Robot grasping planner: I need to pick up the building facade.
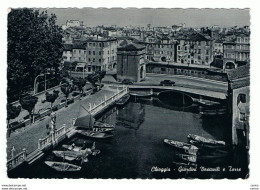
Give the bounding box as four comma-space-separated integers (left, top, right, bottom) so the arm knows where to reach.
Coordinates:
223, 33, 250, 70
227, 65, 250, 147
117, 43, 146, 82
176, 33, 214, 67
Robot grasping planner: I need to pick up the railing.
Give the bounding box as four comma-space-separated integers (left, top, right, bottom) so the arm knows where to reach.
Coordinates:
38, 125, 67, 150
89, 86, 128, 116
7, 148, 27, 171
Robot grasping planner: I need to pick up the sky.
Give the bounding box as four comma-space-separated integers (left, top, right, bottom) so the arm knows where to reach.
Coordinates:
42, 8, 250, 28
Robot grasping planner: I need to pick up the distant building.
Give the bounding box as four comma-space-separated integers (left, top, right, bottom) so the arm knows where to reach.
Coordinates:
176, 33, 214, 67
117, 43, 146, 82
223, 33, 250, 70
66, 20, 83, 28
227, 65, 250, 147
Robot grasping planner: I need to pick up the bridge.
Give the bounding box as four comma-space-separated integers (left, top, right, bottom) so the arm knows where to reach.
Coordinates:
111, 84, 227, 100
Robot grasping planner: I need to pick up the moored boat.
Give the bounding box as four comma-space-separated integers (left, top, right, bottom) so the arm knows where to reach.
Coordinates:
77, 130, 113, 139
176, 153, 197, 163
187, 134, 226, 146
62, 144, 83, 152
189, 140, 227, 150
94, 121, 115, 129
116, 94, 130, 106
172, 161, 197, 168
45, 161, 81, 172
197, 100, 220, 107
164, 139, 198, 155
52, 150, 89, 162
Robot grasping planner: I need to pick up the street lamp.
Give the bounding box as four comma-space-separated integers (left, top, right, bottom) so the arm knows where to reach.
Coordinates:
34, 71, 50, 95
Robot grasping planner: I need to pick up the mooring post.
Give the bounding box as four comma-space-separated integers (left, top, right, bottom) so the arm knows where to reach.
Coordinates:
11, 146, 15, 166
38, 139, 41, 150
22, 148, 27, 161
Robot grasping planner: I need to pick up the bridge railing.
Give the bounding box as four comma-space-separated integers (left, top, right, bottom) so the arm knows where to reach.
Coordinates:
89, 86, 128, 115
7, 148, 27, 171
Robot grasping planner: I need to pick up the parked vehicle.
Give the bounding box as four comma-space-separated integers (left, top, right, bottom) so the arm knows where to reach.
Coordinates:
160, 80, 175, 86
122, 79, 133, 85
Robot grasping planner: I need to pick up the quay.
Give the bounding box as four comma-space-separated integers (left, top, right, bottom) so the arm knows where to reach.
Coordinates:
7, 86, 128, 172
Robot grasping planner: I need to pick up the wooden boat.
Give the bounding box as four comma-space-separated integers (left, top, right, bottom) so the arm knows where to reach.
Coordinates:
189, 140, 227, 150
62, 144, 83, 152
187, 134, 226, 146
176, 153, 197, 163
199, 108, 226, 116
91, 127, 114, 133
77, 130, 113, 139
45, 161, 81, 172
197, 100, 220, 107
129, 91, 153, 98
116, 94, 130, 106
94, 121, 115, 129
164, 139, 198, 155
172, 161, 197, 168
52, 150, 88, 162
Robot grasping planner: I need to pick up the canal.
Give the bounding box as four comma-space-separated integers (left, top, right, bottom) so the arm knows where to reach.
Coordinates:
8, 96, 248, 179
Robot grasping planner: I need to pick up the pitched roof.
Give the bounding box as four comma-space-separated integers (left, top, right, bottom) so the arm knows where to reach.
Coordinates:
227, 64, 250, 81
118, 43, 145, 51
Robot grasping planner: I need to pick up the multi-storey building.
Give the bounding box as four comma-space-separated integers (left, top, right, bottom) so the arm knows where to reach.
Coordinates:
176, 33, 214, 67
61, 36, 118, 72
139, 36, 176, 63
223, 33, 250, 70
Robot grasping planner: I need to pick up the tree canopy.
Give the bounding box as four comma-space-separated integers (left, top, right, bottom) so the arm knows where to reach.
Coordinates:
8, 8, 63, 103
19, 95, 38, 122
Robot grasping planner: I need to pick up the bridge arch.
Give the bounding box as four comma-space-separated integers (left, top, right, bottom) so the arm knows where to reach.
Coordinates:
158, 90, 194, 107
225, 62, 236, 70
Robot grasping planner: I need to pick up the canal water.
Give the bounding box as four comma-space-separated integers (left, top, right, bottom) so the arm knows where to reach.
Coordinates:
9, 97, 248, 179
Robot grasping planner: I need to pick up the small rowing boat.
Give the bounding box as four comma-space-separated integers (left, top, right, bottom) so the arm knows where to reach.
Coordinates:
45, 161, 81, 172
94, 121, 115, 129
164, 139, 198, 155
77, 130, 113, 139
187, 134, 226, 146
116, 94, 130, 107
176, 153, 197, 163
52, 150, 88, 162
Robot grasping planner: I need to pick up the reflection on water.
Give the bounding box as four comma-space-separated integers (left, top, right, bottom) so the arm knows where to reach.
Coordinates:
8, 97, 248, 179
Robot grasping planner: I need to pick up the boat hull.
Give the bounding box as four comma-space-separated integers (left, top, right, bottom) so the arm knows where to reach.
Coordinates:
45, 161, 81, 172
164, 139, 198, 155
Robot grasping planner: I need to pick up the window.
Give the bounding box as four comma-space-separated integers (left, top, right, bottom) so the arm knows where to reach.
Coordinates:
237, 94, 246, 104
99, 59, 101, 63
108, 50, 109, 54
99, 51, 102, 55
89, 58, 91, 62
93, 51, 95, 55
93, 58, 95, 62
178, 46, 180, 50
89, 51, 91, 55
239, 112, 246, 122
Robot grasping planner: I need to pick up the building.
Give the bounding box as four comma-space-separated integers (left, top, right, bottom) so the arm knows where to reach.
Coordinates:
140, 35, 176, 63
66, 20, 83, 28
176, 33, 214, 68
227, 64, 250, 147
61, 36, 118, 72
85, 36, 118, 71
117, 43, 146, 82
223, 33, 250, 70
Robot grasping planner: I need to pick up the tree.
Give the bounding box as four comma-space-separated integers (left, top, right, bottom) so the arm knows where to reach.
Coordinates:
7, 104, 21, 128
73, 78, 86, 95
87, 73, 99, 89
8, 9, 63, 103
61, 83, 72, 107
45, 90, 59, 111
19, 95, 38, 123
86, 71, 106, 90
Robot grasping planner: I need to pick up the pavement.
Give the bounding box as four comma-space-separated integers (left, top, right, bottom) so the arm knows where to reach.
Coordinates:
6, 86, 117, 159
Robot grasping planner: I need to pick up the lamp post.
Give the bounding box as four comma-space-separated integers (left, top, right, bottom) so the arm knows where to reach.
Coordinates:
33, 71, 50, 94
